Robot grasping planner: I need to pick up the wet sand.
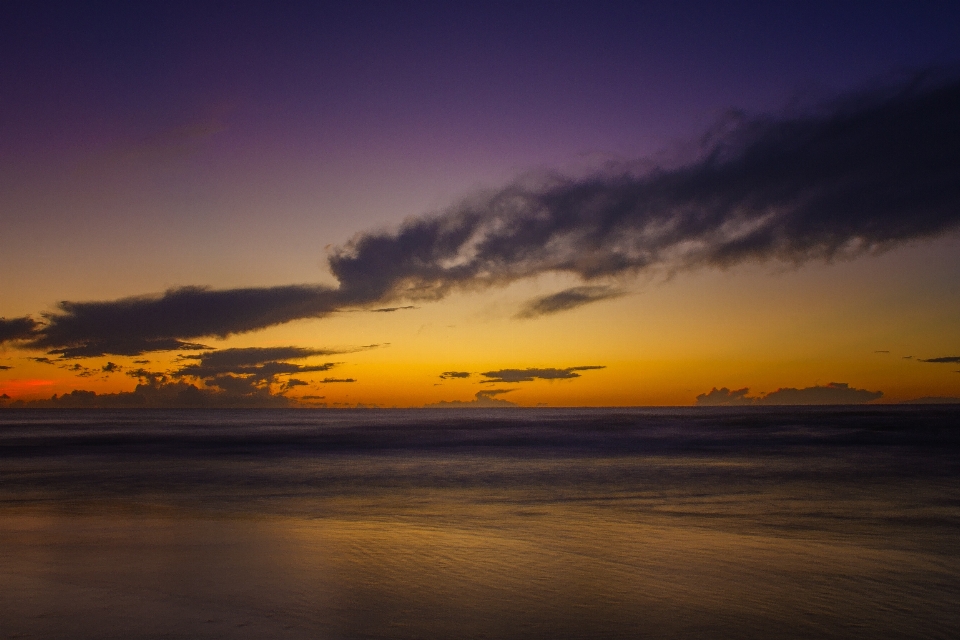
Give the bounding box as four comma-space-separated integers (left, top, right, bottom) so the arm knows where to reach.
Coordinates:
1, 407, 958, 638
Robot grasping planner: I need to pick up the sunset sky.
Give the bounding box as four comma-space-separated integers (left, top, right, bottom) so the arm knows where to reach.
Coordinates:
2, 2, 960, 406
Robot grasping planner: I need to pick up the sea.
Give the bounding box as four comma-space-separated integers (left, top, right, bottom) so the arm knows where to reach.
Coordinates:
1, 406, 958, 639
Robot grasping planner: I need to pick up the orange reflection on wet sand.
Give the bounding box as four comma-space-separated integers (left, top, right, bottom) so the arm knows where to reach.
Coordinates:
2, 498, 958, 640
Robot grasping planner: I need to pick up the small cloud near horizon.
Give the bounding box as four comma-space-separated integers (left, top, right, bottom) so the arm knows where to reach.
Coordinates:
696, 382, 883, 406
425, 389, 517, 408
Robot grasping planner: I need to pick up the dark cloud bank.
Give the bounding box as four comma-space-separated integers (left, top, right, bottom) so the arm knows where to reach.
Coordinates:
2, 346, 361, 408
696, 383, 883, 406
3, 72, 960, 358
2, 384, 296, 409
27, 286, 339, 357
169, 346, 364, 397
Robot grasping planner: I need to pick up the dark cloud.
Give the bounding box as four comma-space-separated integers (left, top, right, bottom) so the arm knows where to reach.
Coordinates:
0, 317, 38, 344
320, 378, 356, 383
874, 350, 889, 353
0, 317, 39, 344
126, 368, 168, 386
516, 286, 624, 318
204, 374, 261, 395
759, 383, 882, 405
481, 366, 605, 383
63, 362, 95, 377
282, 378, 309, 390
439, 371, 471, 379
133, 359, 150, 364
14, 72, 960, 356
919, 356, 960, 363
177, 346, 349, 374
426, 389, 518, 408
104, 358, 318, 406
49, 338, 208, 359
94, 347, 357, 398
101, 362, 120, 373
329, 72, 960, 309
27, 285, 337, 357
29, 357, 55, 365
695, 387, 755, 406
173, 347, 344, 394
0, 365, 11, 370
180, 359, 336, 382
696, 382, 882, 406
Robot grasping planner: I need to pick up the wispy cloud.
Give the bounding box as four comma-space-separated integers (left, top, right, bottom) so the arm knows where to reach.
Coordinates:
369, 306, 417, 313
481, 366, 605, 383
919, 356, 960, 363
516, 286, 624, 318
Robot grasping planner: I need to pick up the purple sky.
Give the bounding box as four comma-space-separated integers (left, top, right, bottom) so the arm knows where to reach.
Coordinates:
5, 4, 959, 277
2, 2, 960, 405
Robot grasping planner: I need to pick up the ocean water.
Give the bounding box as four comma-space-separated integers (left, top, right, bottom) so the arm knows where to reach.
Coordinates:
1, 407, 958, 639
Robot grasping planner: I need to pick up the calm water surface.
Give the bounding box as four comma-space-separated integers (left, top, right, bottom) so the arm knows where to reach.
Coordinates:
1, 407, 958, 639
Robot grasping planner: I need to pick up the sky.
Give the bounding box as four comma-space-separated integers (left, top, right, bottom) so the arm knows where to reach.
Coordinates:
2, 1, 960, 407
